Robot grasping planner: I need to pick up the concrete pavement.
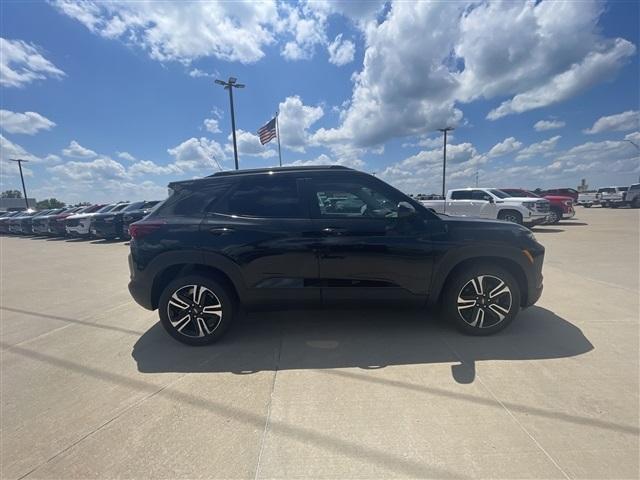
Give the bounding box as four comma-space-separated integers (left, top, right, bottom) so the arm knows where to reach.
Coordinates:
1, 207, 638, 479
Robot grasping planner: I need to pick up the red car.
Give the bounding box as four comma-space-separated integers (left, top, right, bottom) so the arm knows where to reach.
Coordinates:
501, 188, 575, 224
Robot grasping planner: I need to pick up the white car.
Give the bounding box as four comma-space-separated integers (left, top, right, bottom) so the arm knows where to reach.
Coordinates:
65, 203, 120, 236
421, 188, 550, 227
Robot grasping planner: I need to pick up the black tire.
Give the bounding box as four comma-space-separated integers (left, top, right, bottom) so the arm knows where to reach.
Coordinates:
632, 198, 640, 209
158, 274, 235, 345
497, 210, 523, 225
442, 263, 521, 336
547, 208, 562, 224
584, 204, 592, 208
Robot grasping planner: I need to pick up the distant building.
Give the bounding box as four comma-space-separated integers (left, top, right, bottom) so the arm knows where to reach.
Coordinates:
0, 198, 36, 211
577, 179, 589, 192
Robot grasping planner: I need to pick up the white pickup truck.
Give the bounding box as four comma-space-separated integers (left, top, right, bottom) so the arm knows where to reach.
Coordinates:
598, 186, 628, 208
421, 188, 550, 227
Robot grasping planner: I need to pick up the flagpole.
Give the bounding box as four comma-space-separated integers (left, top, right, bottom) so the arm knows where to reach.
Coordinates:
275, 111, 283, 167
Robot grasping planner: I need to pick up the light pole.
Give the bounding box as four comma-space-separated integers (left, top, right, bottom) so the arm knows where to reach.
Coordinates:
10, 158, 30, 210
215, 76, 245, 170
438, 127, 455, 197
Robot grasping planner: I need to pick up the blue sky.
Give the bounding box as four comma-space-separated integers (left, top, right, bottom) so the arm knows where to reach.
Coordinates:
1, 0, 638, 203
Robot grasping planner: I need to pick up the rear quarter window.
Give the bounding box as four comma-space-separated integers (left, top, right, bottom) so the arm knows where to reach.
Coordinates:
152, 183, 230, 217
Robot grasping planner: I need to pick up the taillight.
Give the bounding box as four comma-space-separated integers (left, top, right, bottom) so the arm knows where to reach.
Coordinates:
129, 221, 165, 239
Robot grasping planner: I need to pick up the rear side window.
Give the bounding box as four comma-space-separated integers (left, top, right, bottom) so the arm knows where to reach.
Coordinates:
451, 190, 472, 200
154, 184, 230, 217
217, 176, 304, 218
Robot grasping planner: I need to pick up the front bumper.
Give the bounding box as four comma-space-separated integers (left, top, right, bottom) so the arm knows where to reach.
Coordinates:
563, 207, 575, 219
523, 215, 548, 227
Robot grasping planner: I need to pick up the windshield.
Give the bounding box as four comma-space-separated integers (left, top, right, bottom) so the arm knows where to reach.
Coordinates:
97, 204, 117, 213
489, 189, 510, 199
598, 188, 615, 193
617, 187, 628, 191
123, 201, 145, 211
110, 203, 130, 212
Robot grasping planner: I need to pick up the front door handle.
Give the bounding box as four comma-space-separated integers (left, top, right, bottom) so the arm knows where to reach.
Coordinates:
209, 227, 235, 235
322, 227, 347, 236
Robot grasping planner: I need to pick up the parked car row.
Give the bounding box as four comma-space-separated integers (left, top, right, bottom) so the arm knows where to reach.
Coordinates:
577, 184, 640, 208
420, 187, 557, 227
0, 200, 160, 238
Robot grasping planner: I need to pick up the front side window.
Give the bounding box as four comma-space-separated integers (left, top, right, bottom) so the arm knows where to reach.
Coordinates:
222, 176, 303, 218
472, 190, 494, 201
313, 180, 399, 219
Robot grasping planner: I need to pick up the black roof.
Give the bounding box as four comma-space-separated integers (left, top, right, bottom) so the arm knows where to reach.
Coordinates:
170, 165, 356, 189
208, 165, 352, 177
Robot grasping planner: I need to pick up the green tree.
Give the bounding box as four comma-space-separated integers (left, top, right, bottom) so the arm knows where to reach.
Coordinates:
36, 198, 66, 209
1, 190, 23, 198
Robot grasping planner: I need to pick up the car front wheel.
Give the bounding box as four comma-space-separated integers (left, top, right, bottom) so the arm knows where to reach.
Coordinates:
443, 264, 521, 335
158, 275, 235, 345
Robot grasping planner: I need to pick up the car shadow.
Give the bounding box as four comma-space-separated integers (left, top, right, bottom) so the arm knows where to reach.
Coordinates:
132, 306, 593, 384
89, 238, 126, 244
560, 221, 588, 226
531, 227, 564, 233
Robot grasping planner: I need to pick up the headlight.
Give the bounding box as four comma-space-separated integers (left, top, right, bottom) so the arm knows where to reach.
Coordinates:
522, 201, 536, 210
564, 200, 572, 206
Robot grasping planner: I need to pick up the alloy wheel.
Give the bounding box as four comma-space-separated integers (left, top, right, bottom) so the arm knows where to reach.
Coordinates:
456, 275, 512, 329
166, 284, 223, 338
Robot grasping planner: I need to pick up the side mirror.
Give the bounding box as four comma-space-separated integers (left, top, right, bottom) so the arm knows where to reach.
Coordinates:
397, 201, 416, 218
487, 197, 495, 204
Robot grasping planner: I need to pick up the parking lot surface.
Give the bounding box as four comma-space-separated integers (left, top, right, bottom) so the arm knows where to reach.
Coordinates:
1, 207, 638, 479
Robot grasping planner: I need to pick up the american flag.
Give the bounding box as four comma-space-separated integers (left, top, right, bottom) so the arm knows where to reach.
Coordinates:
257, 117, 277, 145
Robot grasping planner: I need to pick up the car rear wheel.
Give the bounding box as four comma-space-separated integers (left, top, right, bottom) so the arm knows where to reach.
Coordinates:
497, 210, 523, 225
443, 264, 521, 335
158, 275, 235, 345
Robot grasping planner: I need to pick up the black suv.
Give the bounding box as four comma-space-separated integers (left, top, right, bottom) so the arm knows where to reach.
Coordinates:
128, 166, 544, 345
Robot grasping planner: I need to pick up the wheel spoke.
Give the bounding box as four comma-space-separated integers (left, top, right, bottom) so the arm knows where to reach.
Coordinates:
470, 307, 485, 327
169, 292, 190, 310
457, 297, 476, 310
489, 281, 509, 299
195, 317, 211, 337
471, 276, 484, 295
202, 305, 222, 317
171, 314, 192, 332
488, 303, 509, 321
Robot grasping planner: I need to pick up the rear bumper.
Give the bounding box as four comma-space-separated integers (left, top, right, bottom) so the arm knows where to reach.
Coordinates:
128, 254, 154, 310
92, 222, 120, 238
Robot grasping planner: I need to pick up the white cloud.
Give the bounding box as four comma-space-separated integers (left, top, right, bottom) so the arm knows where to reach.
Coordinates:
53, 0, 279, 64
278, 4, 327, 61
188, 68, 218, 79
128, 160, 177, 176
0, 134, 51, 164
279, 96, 324, 152
226, 129, 276, 158
203, 118, 221, 134
116, 151, 136, 162
0, 37, 65, 88
62, 140, 97, 159
534, 120, 566, 131
167, 137, 226, 172
327, 34, 355, 66
583, 110, 639, 134
285, 153, 364, 169
487, 137, 522, 158
0, 110, 56, 135
487, 38, 636, 119
49, 156, 127, 182
516, 135, 561, 161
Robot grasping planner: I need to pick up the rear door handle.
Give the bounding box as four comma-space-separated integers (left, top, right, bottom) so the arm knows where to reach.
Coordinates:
209, 227, 235, 235
322, 227, 347, 236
